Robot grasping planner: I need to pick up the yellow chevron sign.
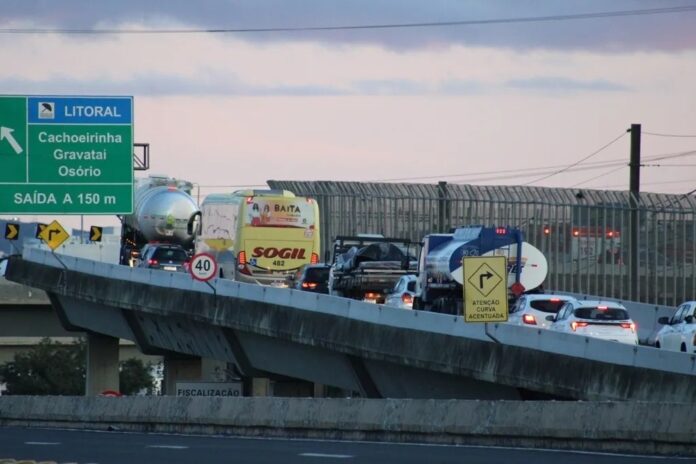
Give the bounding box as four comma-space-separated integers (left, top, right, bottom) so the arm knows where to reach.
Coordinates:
4, 223, 19, 240
90, 225, 103, 242
35, 223, 47, 239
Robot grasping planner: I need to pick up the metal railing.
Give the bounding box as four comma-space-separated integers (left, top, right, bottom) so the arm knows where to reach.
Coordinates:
268, 180, 696, 306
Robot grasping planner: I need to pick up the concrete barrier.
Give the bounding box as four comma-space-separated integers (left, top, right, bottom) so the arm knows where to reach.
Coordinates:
0, 397, 694, 456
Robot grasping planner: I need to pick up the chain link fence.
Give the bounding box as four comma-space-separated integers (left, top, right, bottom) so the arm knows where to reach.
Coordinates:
268, 180, 696, 307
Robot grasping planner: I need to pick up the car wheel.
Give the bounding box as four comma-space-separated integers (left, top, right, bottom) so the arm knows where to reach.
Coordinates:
681, 343, 687, 352
655, 341, 660, 349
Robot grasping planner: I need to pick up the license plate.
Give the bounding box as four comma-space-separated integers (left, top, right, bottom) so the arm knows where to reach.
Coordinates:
164, 266, 177, 271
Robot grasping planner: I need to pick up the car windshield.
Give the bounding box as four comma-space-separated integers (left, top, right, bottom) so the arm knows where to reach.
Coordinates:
153, 248, 188, 262
529, 299, 568, 313
305, 267, 330, 281
575, 307, 629, 321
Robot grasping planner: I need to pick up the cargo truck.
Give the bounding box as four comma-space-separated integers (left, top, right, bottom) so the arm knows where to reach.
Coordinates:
329, 235, 420, 304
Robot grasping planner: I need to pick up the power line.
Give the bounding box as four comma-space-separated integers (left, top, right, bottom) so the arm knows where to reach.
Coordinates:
523, 131, 628, 186
2, 5, 695, 35
198, 184, 267, 189
570, 165, 627, 188
643, 131, 696, 138
366, 148, 696, 184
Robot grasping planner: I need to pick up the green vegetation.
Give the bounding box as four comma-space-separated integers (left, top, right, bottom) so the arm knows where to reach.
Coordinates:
0, 337, 154, 395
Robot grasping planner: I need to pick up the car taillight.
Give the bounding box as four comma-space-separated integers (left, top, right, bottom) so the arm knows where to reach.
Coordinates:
571, 321, 589, 331
302, 282, 318, 289
522, 314, 537, 325
401, 293, 413, 305
620, 322, 636, 332
364, 292, 379, 302
148, 259, 158, 266
310, 252, 319, 264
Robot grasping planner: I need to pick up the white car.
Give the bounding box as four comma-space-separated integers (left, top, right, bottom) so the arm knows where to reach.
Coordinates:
384, 275, 417, 309
547, 300, 638, 345
655, 301, 696, 353
507, 294, 576, 329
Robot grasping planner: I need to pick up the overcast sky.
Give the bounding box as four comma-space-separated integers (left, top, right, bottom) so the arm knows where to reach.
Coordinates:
2, 1, 696, 230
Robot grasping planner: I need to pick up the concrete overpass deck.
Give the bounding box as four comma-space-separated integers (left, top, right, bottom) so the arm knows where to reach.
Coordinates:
4, 247, 696, 401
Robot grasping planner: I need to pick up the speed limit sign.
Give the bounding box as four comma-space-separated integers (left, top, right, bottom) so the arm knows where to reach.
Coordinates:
189, 253, 218, 282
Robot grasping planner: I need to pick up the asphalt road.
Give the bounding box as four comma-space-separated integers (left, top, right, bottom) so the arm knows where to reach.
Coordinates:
1, 426, 694, 464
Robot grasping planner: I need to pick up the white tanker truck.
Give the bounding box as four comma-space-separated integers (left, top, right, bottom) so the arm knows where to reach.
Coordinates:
414, 226, 548, 313
119, 175, 199, 265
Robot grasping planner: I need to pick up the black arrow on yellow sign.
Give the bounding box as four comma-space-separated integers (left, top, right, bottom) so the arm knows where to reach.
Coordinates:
4, 223, 19, 240
90, 226, 103, 242
47, 228, 61, 241
35, 223, 47, 239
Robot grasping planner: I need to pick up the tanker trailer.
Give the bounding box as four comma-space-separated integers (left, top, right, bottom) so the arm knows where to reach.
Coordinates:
119, 175, 199, 265
414, 226, 548, 314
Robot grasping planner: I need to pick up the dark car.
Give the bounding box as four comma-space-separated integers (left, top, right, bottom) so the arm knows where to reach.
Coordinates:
138, 243, 190, 272
293, 264, 331, 293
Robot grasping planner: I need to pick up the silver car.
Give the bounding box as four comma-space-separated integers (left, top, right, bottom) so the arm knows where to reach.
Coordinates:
384, 275, 418, 310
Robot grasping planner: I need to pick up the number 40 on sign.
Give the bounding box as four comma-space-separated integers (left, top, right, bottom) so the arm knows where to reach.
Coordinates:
189, 253, 218, 282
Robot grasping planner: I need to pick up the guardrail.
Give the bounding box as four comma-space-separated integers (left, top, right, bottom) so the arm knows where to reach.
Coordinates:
0, 396, 694, 457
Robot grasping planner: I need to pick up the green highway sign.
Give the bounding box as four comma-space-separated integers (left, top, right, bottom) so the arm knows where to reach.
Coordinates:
0, 95, 133, 214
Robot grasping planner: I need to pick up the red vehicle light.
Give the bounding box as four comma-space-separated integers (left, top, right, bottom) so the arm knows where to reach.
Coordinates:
245, 196, 254, 204
238, 251, 247, 265
310, 252, 319, 264
302, 282, 318, 289
495, 227, 507, 235
597, 306, 608, 310
620, 322, 636, 332
550, 298, 560, 302
543, 226, 551, 235
401, 293, 413, 305
571, 321, 589, 331
522, 314, 537, 325
148, 259, 158, 266
364, 292, 380, 301
572, 229, 580, 237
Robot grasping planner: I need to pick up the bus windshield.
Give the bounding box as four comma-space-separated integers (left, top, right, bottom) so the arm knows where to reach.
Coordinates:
245, 198, 315, 228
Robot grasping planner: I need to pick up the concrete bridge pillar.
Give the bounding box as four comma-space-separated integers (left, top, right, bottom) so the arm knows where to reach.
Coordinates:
85, 332, 120, 396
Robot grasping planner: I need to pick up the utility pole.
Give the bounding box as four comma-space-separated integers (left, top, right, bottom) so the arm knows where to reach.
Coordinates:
629, 124, 641, 300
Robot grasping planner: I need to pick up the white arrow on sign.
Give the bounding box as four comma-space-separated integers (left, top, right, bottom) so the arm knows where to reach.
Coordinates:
0, 127, 23, 154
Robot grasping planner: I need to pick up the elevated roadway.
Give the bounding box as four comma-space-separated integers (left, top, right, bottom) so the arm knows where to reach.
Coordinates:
4, 247, 696, 401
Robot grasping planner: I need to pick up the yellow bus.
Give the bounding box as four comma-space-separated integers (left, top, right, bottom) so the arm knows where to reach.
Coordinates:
192, 189, 320, 286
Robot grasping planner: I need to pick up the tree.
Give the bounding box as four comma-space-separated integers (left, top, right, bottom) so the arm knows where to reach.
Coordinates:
0, 337, 85, 395
0, 337, 156, 396
119, 358, 155, 395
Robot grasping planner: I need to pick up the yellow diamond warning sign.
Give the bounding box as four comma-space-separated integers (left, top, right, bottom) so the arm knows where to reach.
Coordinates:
38, 219, 70, 251
463, 256, 508, 323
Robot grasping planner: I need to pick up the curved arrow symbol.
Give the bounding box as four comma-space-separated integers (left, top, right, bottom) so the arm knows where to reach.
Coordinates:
0, 127, 23, 154
479, 271, 493, 289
